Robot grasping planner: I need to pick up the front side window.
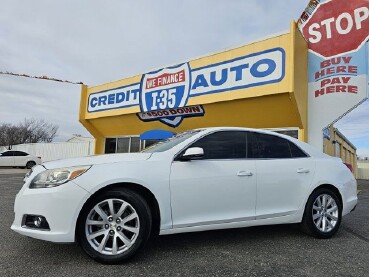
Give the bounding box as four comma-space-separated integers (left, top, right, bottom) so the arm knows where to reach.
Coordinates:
189, 131, 247, 160
0, 151, 14, 157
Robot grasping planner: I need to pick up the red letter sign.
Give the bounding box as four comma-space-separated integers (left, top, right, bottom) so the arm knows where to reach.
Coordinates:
300, 0, 369, 58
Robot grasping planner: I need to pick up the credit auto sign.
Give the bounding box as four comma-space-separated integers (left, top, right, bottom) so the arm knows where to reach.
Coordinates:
88, 48, 285, 127
300, 0, 369, 58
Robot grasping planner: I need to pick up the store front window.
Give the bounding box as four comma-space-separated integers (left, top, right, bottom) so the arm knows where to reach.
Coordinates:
104, 137, 162, 154
270, 129, 299, 139
144, 139, 161, 148
105, 138, 117, 154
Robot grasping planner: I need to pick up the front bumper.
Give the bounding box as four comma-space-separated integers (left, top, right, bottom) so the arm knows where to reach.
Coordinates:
11, 175, 90, 243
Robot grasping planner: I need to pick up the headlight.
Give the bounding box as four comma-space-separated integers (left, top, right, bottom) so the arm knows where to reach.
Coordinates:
29, 166, 91, 189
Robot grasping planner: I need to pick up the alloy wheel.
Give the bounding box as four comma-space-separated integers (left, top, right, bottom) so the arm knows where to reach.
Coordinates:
312, 194, 339, 233
85, 198, 140, 255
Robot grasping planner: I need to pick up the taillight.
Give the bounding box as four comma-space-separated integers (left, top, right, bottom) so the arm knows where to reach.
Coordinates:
344, 163, 353, 172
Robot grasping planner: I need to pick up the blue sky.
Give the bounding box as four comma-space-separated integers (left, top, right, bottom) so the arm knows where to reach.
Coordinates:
0, 0, 368, 156
335, 100, 369, 158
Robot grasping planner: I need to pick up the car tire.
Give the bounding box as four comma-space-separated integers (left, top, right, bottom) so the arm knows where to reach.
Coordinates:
301, 188, 342, 239
26, 161, 36, 169
77, 189, 152, 264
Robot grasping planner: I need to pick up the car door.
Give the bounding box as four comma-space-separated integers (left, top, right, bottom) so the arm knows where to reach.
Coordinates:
251, 132, 316, 219
170, 131, 257, 228
0, 151, 15, 166
13, 151, 28, 167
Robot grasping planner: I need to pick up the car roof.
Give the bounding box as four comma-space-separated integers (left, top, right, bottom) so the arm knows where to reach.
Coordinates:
194, 126, 293, 137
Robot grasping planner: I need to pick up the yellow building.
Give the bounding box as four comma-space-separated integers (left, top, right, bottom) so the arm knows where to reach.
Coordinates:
80, 23, 308, 148
79, 22, 357, 171
323, 126, 357, 175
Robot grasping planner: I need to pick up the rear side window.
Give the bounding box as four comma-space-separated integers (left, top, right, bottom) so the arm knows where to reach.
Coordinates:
13, 151, 28, 156
254, 133, 291, 159
251, 132, 308, 159
190, 131, 247, 159
288, 141, 308, 158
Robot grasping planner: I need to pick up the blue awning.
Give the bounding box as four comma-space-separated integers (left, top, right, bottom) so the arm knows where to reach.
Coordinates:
140, 129, 176, 140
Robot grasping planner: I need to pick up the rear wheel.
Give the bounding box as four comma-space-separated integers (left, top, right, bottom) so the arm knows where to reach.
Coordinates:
301, 188, 342, 239
26, 161, 36, 169
78, 189, 152, 264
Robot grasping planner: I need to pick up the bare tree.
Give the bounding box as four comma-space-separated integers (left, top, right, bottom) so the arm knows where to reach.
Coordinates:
0, 118, 58, 147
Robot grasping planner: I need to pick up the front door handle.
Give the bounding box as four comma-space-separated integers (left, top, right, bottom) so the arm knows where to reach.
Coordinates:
237, 171, 253, 177
297, 168, 310, 174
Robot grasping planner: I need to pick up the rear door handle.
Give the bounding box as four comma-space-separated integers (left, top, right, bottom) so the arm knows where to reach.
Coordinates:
297, 168, 310, 174
237, 171, 253, 177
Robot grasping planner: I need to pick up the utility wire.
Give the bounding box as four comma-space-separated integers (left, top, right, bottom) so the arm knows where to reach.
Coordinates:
0, 71, 84, 85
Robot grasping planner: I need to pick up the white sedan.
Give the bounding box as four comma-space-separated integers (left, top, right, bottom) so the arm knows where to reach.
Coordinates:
11, 127, 357, 264
0, 150, 41, 169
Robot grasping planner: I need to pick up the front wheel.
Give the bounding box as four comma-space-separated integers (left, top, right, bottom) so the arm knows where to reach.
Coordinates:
78, 189, 152, 264
301, 188, 342, 239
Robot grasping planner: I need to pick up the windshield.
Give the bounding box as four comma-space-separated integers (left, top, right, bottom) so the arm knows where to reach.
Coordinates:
141, 130, 201, 153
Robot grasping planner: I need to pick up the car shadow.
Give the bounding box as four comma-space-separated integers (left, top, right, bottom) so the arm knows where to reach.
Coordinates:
9, 221, 350, 269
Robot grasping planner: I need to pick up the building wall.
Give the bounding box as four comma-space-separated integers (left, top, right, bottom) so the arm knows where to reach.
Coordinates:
291, 22, 308, 141
323, 126, 357, 176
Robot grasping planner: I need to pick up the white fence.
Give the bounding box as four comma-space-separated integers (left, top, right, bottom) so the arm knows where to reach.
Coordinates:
0, 141, 95, 162
357, 168, 369, 180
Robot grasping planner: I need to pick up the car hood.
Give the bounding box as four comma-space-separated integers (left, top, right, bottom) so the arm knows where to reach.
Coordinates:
42, 153, 153, 170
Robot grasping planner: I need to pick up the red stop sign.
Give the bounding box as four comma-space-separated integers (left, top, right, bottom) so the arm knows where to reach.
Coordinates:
301, 0, 369, 58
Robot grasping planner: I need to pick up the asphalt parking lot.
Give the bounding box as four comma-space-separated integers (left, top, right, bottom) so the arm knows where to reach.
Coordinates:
1, 172, 368, 277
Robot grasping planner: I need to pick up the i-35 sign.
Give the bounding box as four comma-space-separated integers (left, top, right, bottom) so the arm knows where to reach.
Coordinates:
300, 0, 369, 58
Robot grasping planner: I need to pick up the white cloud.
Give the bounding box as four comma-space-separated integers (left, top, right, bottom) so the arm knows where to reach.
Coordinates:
0, 75, 88, 141
0, 0, 308, 83
9, 0, 364, 147
357, 149, 369, 158
335, 100, 369, 153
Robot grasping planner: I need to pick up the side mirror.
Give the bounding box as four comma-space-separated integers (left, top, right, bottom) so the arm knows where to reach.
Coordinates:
180, 147, 204, 161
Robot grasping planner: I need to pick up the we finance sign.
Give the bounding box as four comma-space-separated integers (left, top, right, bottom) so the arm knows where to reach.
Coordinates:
88, 48, 285, 127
